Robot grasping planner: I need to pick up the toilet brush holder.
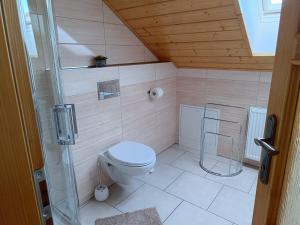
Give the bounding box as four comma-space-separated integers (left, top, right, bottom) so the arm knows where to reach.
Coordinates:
94, 184, 109, 202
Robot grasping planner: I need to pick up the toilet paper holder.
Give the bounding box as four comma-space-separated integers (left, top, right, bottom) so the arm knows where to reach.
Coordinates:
147, 87, 164, 100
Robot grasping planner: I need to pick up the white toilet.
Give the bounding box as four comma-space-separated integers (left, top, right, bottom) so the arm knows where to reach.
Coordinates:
99, 140, 156, 185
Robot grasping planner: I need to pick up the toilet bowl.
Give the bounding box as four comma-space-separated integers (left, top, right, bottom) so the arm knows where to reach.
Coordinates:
99, 140, 156, 185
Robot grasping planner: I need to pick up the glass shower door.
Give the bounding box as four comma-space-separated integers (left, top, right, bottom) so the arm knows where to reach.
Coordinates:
16, 0, 80, 224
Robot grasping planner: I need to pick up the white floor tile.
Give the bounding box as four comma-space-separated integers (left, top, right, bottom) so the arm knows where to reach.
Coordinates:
249, 178, 258, 196
206, 163, 258, 193
137, 163, 183, 189
106, 179, 144, 206
80, 200, 121, 225
164, 201, 232, 225
166, 172, 223, 209
209, 186, 255, 225
157, 146, 185, 164
172, 152, 208, 176
116, 184, 182, 221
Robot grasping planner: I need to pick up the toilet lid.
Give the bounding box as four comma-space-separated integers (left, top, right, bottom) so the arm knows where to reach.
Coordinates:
107, 141, 156, 167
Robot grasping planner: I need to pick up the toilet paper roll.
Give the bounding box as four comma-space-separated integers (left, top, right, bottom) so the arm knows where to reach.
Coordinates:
149, 87, 164, 100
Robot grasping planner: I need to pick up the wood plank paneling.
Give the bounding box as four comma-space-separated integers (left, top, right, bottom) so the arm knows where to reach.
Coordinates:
176, 62, 273, 70
150, 41, 248, 50
118, 0, 234, 20
128, 6, 238, 28
136, 19, 240, 36
104, 0, 274, 71
143, 30, 243, 43
107, 0, 171, 10
172, 56, 274, 64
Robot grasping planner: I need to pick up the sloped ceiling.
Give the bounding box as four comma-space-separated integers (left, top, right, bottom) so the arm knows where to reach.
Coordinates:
104, 0, 274, 71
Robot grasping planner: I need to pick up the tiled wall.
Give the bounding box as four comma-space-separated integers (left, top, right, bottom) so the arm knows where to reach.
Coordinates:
177, 69, 271, 109
176, 68, 272, 158
62, 62, 177, 203
53, 0, 158, 68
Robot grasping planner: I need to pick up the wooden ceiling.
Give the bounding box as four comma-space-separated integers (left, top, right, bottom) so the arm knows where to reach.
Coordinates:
104, 0, 274, 71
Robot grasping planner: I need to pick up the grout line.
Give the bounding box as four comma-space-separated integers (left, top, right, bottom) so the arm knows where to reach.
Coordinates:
162, 200, 184, 223
248, 175, 258, 195
163, 170, 185, 191
157, 145, 186, 165
207, 184, 224, 210
113, 183, 146, 209
204, 174, 257, 195
103, 181, 238, 225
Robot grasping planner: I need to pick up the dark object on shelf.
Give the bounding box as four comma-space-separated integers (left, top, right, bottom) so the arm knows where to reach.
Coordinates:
94, 55, 107, 67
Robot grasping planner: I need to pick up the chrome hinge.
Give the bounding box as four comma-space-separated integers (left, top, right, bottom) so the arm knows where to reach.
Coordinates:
34, 168, 53, 225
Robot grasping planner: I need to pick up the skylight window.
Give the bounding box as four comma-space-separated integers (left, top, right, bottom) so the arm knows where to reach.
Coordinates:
239, 0, 282, 56
263, 0, 282, 14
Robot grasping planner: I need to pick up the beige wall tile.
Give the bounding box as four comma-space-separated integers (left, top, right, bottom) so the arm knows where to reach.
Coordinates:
119, 64, 156, 86
144, 47, 159, 62
106, 45, 145, 65
155, 62, 177, 80
121, 81, 155, 105
54, 0, 156, 67
177, 68, 206, 78
72, 127, 122, 165
122, 100, 155, 125
206, 69, 260, 82
59, 44, 106, 68
176, 92, 207, 106
156, 106, 177, 152
103, 2, 123, 25
53, 0, 103, 21
155, 77, 176, 111
104, 23, 143, 45
62, 67, 119, 96
205, 79, 258, 107
259, 72, 272, 83
257, 82, 271, 107
56, 17, 105, 45
176, 77, 206, 95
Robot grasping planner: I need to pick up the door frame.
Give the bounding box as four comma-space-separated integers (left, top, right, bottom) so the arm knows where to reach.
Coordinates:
252, 0, 300, 224
0, 1, 43, 225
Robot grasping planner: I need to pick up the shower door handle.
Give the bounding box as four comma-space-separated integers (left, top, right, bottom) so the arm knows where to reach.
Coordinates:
53, 104, 78, 145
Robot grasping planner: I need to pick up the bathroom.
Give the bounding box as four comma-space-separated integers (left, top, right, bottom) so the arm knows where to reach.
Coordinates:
15, 0, 278, 225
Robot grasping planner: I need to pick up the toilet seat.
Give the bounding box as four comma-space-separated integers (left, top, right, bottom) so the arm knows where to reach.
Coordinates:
107, 141, 156, 167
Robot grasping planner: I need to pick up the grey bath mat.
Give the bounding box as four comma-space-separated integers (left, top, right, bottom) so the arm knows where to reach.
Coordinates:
95, 208, 163, 225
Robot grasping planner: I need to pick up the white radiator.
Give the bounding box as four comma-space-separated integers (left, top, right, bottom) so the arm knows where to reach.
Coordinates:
245, 107, 267, 161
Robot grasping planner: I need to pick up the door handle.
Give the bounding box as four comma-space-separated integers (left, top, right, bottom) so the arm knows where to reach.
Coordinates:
254, 138, 279, 156
254, 115, 279, 184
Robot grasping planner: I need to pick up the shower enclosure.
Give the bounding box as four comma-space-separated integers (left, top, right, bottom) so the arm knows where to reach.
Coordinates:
199, 103, 248, 177
16, 0, 80, 224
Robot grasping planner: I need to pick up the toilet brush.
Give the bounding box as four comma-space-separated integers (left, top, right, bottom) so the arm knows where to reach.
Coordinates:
94, 159, 109, 202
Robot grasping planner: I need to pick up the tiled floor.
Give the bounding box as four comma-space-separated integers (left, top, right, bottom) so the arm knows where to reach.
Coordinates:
80, 144, 258, 225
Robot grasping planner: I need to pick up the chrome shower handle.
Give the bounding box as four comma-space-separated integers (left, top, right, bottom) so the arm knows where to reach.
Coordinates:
53, 104, 78, 145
